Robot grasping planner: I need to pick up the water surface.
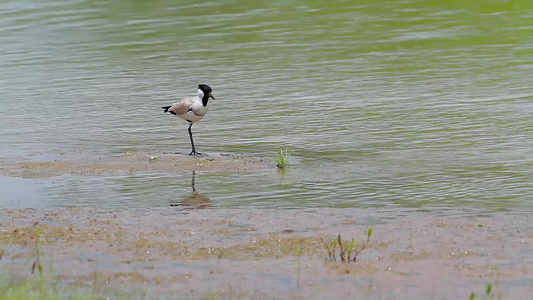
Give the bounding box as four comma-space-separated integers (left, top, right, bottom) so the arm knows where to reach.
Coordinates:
0, 0, 532, 211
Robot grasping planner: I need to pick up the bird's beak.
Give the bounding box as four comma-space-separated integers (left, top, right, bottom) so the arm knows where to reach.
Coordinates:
210, 95, 215, 100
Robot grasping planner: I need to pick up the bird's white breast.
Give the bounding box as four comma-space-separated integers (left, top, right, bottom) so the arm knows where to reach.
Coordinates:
178, 98, 209, 123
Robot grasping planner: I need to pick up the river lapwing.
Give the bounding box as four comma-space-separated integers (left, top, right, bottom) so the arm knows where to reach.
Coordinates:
162, 84, 215, 156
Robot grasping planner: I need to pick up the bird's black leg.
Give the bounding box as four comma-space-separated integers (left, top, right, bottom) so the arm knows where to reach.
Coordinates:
188, 122, 201, 156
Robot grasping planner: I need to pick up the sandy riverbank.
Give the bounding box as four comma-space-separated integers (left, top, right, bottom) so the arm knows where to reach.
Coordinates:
1, 207, 531, 299
0, 151, 268, 178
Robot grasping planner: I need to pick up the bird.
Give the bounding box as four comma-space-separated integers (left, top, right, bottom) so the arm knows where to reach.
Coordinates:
162, 84, 215, 156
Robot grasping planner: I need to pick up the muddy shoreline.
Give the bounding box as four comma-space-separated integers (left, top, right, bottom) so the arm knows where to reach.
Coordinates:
1, 207, 531, 299
0, 151, 268, 178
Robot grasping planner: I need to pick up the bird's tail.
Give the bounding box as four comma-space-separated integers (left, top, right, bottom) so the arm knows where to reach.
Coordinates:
162, 106, 172, 113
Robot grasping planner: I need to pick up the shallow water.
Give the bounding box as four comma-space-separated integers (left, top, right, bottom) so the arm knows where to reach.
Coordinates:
0, 0, 532, 210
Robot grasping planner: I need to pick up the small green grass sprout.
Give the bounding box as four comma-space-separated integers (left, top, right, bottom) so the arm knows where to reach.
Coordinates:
276, 148, 289, 169
325, 227, 373, 263
469, 283, 493, 300
31, 222, 44, 282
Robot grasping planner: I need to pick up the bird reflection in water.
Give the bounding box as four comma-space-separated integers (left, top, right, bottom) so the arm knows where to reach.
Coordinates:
170, 171, 211, 209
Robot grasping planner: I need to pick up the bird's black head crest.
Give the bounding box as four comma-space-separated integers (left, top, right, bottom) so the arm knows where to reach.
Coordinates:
198, 84, 215, 105
198, 84, 212, 95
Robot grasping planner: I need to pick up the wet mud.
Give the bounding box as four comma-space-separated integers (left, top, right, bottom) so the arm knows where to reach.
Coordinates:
0, 207, 531, 299
0, 151, 267, 178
